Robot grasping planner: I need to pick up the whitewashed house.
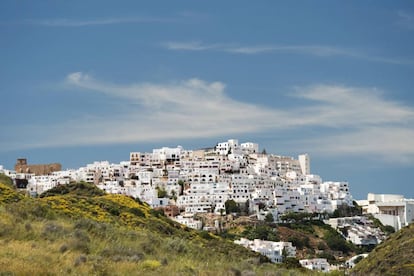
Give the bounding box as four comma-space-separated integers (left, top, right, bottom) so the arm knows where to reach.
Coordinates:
234, 238, 296, 263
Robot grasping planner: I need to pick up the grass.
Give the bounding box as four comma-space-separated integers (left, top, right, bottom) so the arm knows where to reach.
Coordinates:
0, 181, 327, 275
352, 222, 414, 275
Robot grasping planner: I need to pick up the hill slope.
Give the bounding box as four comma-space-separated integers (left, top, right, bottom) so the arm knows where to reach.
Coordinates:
352, 222, 414, 275
0, 181, 314, 275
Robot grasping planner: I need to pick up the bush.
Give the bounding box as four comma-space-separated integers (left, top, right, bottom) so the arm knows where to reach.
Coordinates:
225, 200, 241, 214
317, 251, 335, 262
165, 237, 188, 253
0, 183, 24, 204
70, 230, 91, 253
149, 208, 164, 218
0, 174, 14, 188
74, 255, 87, 266
101, 245, 144, 261
141, 260, 161, 270
40, 182, 105, 198
199, 230, 214, 240
241, 225, 279, 241
287, 236, 301, 248
283, 257, 301, 269
324, 229, 351, 253
41, 222, 67, 241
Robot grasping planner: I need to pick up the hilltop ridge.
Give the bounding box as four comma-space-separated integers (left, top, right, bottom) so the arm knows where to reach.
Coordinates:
352, 222, 414, 275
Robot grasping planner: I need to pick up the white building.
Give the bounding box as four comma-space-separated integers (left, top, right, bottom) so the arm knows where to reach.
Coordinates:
153, 146, 182, 163
320, 181, 353, 207
216, 139, 239, 155
299, 258, 331, 272
173, 215, 203, 230
357, 193, 414, 231
326, 216, 385, 246
234, 238, 296, 263
298, 154, 310, 175
240, 142, 259, 154
5, 138, 355, 221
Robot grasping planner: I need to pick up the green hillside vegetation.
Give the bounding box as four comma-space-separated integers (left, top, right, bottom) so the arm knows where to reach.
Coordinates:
0, 182, 24, 204
224, 213, 365, 263
352, 222, 414, 275
0, 180, 323, 275
0, 173, 14, 188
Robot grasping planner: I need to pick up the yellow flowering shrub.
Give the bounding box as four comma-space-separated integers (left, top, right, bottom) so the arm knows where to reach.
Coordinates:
0, 183, 24, 204
140, 259, 161, 270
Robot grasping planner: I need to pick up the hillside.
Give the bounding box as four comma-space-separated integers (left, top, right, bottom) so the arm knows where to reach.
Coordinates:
214, 213, 364, 263
0, 180, 317, 275
352, 222, 414, 275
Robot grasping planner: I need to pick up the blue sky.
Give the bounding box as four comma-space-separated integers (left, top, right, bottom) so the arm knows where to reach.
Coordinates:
1, 1, 414, 199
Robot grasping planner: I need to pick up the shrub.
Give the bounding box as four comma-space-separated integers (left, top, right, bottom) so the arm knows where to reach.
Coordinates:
149, 208, 164, 218
130, 207, 145, 217
40, 182, 105, 198
317, 241, 327, 250
241, 225, 279, 241
165, 237, 188, 253
141, 260, 161, 270
0, 174, 14, 188
288, 236, 304, 249
324, 229, 351, 253
60, 244, 69, 253
101, 246, 144, 262
317, 251, 335, 262
41, 222, 67, 241
74, 255, 87, 266
200, 230, 215, 240
283, 257, 301, 269
225, 199, 241, 214
0, 183, 24, 204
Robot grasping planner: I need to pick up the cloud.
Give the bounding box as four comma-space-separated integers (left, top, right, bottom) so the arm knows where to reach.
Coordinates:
397, 10, 414, 30
4, 73, 414, 164
163, 41, 414, 65
163, 41, 221, 51
13, 16, 174, 27
298, 127, 414, 164
293, 85, 414, 126
163, 41, 351, 56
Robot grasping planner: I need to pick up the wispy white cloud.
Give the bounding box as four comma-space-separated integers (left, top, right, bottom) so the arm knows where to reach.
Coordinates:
14, 16, 174, 27
292, 85, 414, 126
163, 41, 351, 56
297, 127, 414, 164
163, 41, 414, 65
3, 73, 414, 164
396, 10, 414, 30
163, 41, 222, 51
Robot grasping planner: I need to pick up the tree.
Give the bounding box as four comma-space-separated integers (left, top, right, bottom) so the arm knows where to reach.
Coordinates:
225, 199, 240, 214
332, 202, 362, 218
280, 212, 313, 222
283, 257, 301, 269
324, 229, 350, 253
170, 190, 177, 201
177, 180, 184, 196
242, 225, 279, 241
264, 213, 274, 223
156, 187, 167, 198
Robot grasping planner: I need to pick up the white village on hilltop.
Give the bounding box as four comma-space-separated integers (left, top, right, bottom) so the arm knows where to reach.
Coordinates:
1, 138, 414, 272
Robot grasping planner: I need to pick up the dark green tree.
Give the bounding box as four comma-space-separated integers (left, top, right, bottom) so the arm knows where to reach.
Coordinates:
177, 180, 184, 196
264, 213, 274, 223
225, 199, 241, 214
156, 187, 168, 198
